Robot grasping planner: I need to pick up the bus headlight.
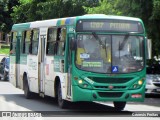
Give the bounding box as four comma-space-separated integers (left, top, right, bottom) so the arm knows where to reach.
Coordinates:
138, 80, 143, 85
77, 79, 92, 89
129, 79, 144, 89
78, 80, 83, 84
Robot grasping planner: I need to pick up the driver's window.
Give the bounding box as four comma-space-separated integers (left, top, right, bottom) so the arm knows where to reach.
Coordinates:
57, 28, 66, 56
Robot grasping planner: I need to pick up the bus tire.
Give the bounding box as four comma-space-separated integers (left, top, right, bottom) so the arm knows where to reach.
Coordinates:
113, 101, 126, 111
24, 76, 33, 99
57, 83, 68, 109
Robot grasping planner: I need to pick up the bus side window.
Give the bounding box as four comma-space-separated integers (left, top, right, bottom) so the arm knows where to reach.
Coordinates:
21, 31, 26, 54
57, 28, 66, 56
10, 32, 17, 54
31, 29, 39, 55
24, 30, 31, 54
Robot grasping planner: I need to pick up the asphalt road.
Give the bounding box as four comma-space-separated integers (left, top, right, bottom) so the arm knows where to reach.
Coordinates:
0, 81, 159, 119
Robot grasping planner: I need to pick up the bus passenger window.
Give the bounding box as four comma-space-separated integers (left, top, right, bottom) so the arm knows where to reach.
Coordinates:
21, 31, 26, 54
46, 28, 57, 55
24, 30, 31, 54
10, 32, 17, 54
31, 29, 39, 55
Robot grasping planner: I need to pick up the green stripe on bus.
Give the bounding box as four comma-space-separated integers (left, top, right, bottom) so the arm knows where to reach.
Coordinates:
12, 23, 30, 31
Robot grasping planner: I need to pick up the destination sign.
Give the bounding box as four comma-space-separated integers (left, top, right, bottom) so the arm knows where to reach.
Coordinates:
76, 19, 144, 33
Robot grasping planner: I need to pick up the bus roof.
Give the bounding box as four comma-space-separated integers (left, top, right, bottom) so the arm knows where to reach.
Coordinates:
12, 14, 143, 31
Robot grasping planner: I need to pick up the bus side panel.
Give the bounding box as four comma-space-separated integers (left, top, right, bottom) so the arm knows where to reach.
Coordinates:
44, 56, 55, 97
27, 55, 39, 93
62, 73, 69, 100
44, 57, 69, 99
54, 72, 68, 100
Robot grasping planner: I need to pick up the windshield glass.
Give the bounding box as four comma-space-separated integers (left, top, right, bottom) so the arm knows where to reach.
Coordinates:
76, 34, 144, 73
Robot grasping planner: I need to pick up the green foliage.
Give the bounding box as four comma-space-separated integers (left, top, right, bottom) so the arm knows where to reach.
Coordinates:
0, 47, 9, 55
84, 0, 122, 15
151, 0, 160, 20
11, 0, 96, 23
0, 0, 19, 32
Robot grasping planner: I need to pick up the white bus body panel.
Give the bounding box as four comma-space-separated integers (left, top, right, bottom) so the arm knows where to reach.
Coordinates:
27, 55, 39, 93
44, 56, 55, 96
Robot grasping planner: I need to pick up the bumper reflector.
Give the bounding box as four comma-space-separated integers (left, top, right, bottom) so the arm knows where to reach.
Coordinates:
131, 94, 142, 98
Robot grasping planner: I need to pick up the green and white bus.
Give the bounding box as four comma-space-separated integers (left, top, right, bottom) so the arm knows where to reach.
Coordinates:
10, 14, 147, 110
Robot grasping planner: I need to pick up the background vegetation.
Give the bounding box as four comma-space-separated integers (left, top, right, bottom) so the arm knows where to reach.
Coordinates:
0, 0, 160, 57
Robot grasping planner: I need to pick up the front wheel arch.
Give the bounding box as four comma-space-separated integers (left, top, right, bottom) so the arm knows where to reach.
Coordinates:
54, 76, 69, 108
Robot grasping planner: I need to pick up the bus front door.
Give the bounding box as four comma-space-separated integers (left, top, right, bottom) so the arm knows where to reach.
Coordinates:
15, 36, 21, 88
39, 35, 46, 96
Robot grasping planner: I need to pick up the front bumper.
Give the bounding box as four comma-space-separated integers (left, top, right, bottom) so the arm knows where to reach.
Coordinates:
72, 84, 145, 102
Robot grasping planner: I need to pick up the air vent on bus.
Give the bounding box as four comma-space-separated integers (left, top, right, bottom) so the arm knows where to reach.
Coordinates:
98, 92, 123, 98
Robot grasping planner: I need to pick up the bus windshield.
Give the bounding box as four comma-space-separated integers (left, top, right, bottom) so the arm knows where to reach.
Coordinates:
76, 34, 144, 73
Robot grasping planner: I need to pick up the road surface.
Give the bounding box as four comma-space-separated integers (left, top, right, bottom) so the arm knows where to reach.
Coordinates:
0, 81, 159, 119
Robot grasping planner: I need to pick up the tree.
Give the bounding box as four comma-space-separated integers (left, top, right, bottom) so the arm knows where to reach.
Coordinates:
84, 0, 122, 15
11, 0, 98, 23
150, 0, 160, 56
0, 0, 19, 32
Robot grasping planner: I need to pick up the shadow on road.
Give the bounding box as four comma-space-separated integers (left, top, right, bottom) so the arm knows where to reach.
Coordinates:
1, 94, 132, 116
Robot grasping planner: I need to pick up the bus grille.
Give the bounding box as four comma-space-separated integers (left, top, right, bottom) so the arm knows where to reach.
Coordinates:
89, 77, 132, 84
98, 92, 123, 98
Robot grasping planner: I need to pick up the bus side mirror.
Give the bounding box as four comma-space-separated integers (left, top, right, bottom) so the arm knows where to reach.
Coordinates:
69, 34, 76, 51
71, 38, 77, 51
147, 38, 152, 59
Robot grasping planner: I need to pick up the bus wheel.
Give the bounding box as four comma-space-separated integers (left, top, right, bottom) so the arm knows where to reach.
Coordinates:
24, 76, 33, 99
113, 101, 126, 111
57, 83, 68, 108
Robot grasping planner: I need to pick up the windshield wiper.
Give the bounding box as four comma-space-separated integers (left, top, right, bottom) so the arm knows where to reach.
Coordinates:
119, 33, 130, 50
92, 32, 105, 48
119, 32, 140, 50
92, 32, 108, 61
